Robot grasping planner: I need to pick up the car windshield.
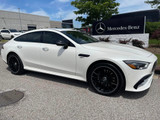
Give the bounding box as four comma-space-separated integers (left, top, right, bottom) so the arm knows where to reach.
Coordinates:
9, 29, 18, 32
62, 31, 99, 44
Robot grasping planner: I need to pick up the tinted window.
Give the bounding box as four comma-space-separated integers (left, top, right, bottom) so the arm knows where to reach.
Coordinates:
15, 32, 42, 43
9, 29, 18, 32
1, 30, 10, 33
43, 31, 73, 46
62, 31, 99, 44
15, 34, 27, 42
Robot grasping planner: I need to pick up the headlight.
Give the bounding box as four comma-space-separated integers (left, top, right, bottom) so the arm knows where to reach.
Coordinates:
124, 60, 150, 70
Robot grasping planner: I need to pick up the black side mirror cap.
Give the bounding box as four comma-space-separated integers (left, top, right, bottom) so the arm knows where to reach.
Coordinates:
56, 41, 68, 49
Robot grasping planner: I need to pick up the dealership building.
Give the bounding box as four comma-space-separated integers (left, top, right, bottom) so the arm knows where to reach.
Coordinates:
111, 9, 160, 22
0, 10, 62, 31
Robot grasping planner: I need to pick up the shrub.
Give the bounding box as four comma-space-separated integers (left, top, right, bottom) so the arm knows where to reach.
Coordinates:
132, 39, 144, 48
146, 22, 160, 36
99, 37, 110, 42
119, 38, 145, 48
119, 38, 131, 44
151, 28, 160, 40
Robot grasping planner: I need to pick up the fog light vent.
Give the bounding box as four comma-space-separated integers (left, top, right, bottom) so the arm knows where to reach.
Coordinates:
134, 74, 151, 89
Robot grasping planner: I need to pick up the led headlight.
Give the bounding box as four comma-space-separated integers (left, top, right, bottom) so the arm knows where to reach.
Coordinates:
124, 60, 150, 70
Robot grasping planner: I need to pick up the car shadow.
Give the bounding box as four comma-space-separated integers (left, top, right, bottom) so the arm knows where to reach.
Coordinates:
6, 68, 149, 99
113, 89, 149, 99
25, 71, 88, 89
87, 87, 149, 99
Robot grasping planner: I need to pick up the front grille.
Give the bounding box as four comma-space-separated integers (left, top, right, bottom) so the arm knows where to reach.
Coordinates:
152, 61, 157, 72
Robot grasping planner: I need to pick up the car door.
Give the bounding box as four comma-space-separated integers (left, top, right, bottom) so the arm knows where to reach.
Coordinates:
14, 31, 43, 69
1, 30, 11, 39
39, 31, 76, 76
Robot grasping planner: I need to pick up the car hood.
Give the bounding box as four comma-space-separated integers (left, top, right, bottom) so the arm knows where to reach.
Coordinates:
82, 42, 152, 57
11, 32, 22, 35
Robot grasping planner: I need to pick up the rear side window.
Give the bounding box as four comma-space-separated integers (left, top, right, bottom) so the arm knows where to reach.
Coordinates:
1, 30, 10, 33
15, 31, 42, 43
43, 31, 70, 45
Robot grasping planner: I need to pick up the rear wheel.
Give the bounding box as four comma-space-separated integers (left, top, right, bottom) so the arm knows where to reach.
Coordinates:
88, 63, 124, 96
8, 54, 25, 75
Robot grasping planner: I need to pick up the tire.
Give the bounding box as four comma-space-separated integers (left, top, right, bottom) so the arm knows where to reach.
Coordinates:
11, 35, 14, 39
87, 63, 124, 96
8, 54, 25, 75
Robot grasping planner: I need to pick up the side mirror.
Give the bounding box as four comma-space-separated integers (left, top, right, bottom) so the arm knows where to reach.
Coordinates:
56, 40, 68, 49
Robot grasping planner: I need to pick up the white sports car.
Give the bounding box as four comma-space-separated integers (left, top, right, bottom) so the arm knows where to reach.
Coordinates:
1, 29, 157, 95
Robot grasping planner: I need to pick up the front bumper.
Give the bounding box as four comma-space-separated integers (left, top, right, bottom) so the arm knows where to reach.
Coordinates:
123, 54, 157, 92
132, 73, 154, 92
134, 74, 152, 89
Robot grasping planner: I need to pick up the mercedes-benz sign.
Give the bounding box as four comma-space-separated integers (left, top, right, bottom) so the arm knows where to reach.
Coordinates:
95, 22, 106, 34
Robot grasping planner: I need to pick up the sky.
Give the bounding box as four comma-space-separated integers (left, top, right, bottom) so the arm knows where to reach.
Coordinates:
0, 0, 154, 28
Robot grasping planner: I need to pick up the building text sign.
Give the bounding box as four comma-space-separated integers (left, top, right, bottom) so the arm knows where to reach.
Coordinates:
92, 16, 145, 35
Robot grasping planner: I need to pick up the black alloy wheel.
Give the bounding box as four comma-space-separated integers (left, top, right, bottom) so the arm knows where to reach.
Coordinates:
88, 63, 124, 95
8, 54, 24, 75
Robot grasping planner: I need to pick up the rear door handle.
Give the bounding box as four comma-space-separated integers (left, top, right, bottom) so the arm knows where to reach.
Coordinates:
42, 47, 49, 51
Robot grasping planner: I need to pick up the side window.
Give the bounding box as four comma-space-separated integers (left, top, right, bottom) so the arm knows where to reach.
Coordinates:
15, 34, 27, 41
43, 32, 57, 44
1, 30, 10, 33
43, 31, 74, 47
15, 31, 42, 43
27, 32, 42, 42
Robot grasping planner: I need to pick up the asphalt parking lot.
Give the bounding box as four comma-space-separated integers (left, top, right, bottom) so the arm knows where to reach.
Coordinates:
0, 51, 160, 120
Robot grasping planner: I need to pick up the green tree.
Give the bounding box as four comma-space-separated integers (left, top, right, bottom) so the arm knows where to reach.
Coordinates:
145, 0, 160, 9
71, 0, 119, 26
146, 22, 160, 35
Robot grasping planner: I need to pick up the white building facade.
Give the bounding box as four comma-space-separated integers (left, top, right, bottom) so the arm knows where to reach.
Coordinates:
0, 10, 51, 31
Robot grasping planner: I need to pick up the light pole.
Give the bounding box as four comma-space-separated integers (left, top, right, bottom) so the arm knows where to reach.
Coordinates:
18, 8, 22, 31
2, 17, 7, 28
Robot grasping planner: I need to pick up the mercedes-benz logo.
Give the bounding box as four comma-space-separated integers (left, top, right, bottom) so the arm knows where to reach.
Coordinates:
95, 22, 106, 34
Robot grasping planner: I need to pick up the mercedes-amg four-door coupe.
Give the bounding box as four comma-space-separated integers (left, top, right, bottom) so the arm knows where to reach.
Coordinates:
1, 29, 157, 95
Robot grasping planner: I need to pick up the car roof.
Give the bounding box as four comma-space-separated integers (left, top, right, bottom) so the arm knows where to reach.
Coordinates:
32, 28, 76, 32
48, 28, 76, 32
0, 29, 9, 31
1, 28, 76, 32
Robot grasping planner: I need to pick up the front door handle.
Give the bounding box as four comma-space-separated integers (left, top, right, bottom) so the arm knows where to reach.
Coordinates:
42, 47, 49, 51
78, 54, 90, 57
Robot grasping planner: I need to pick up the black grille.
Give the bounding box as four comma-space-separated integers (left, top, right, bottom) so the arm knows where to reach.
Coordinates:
134, 74, 152, 89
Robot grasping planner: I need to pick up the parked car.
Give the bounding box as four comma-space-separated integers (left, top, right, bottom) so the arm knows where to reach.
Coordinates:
0, 29, 21, 40
1, 29, 157, 95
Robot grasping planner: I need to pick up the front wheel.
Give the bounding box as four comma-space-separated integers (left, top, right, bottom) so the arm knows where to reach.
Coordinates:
8, 54, 25, 75
88, 63, 124, 96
